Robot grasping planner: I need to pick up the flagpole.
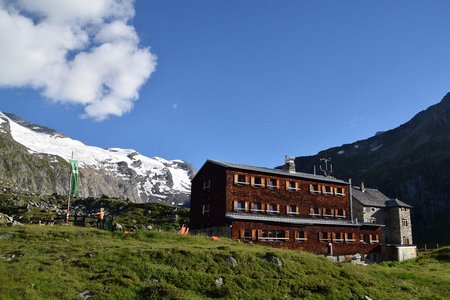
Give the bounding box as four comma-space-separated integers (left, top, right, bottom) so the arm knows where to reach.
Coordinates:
66, 152, 74, 225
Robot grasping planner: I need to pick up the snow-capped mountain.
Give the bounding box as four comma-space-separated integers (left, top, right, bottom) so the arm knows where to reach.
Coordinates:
0, 112, 195, 205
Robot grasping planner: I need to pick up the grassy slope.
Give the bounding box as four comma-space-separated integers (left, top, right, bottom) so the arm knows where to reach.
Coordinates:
0, 226, 449, 300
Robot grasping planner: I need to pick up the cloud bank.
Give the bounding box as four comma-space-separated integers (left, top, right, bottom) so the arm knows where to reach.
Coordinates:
0, 0, 156, 120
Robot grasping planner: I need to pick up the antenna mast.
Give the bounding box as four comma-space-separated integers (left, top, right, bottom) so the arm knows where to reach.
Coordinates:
319, 157, 333, 177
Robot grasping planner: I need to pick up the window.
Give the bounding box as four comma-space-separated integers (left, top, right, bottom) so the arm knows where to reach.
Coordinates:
322, 208, 334, 217
259, 230, 288, 242
252, 176, 265, 187
287, 205, 299, 215
370, 234, 379, 244
335, 209, 345, 218
295, 231, 307, 241
370, 217, 377, 224
362, 234, 370, 244
251, 203, 264, 213
309, 207, 320, 217
403, 236, 410, 245
335, 187, 345, 196
234, 174, 249, 185
319, 232, 331, 242
334, 232, 344, 243
234, 201, 247, 212
322, 186, 333, 195
286, 180, 299, 191
202, 203, 210, 215
345, 233, 355, 243
402, 218, 408, 226
267, 203, 280, 214
240, 229, 255, 241
203, 179, 211, 191
310, 184, 320, 194
268, 178, 279, 189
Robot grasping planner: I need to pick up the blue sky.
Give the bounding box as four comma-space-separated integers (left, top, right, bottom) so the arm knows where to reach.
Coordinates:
1, 0, 450, 170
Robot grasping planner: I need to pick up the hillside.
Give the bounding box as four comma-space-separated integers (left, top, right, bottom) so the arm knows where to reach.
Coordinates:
0, 225, 449, 299
290, 93, 450, 244
0, 112, 195, 205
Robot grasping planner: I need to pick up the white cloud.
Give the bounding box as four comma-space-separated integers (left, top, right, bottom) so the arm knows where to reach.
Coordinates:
0, 0, 156, 120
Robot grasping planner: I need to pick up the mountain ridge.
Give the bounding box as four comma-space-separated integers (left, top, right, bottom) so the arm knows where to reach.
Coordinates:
290, 93, 450, 244
0, 112, 195, 205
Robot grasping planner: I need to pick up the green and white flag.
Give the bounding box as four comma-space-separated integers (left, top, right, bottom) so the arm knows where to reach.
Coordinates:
69, 159, 79, 196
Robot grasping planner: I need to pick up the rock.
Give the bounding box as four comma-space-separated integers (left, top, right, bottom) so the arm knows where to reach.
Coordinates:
77, 290, 93, 300
226, 256, 238, 268
0, 232, 14, 240
146, 225, 153, 230
365, 296, 373, 300
114, 223, 123, 231
263, 253, 283, 267
215, 277, 224, 288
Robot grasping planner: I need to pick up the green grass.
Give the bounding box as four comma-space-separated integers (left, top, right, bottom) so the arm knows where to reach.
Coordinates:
0, 226, 449, 299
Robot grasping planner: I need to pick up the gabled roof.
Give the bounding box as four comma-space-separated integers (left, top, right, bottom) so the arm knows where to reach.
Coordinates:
204, 159, 349, 185
225, 212, 384, 227
352, 187, 412, 208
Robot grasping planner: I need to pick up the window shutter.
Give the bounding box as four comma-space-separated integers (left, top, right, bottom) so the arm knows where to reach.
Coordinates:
233, 201, 238, 211
239, 229, 244, 239
318, 208, 323, 216
343, 210, 346, 217
309, 184, 312, 192
318, 185, 322, 193
250, 177, 255, 186
285, 230, 290, 240
304, 231, 308, 239
257, 230, 262, 238
296, 206, 299, 214
252, 229, 256, 240
245, 176, 249, 184
234, 174, 239, 184
328, 232, 331, 240
285, 181, 290, 190
261, 203, 265, 212
332, 232, 336, 240
244, 202, 249, 211
334, 187, 337, 195
321, 186, 325, 193
261, 178, 265, 186
286, 205, 290, 213
275, 179, 279, 188
360, 234, 364, 242
276, 204, 280, 212
376, 234, 379, 241
295, 181, 299, 189
310, 207, 313, 214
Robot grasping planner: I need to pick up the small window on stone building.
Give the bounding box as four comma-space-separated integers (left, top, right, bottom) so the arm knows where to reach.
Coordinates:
287, 205, 299, 215
310, 184, 320, 194
267, 203, 280, 214
370, 217, 376, 224
403, 236, 410, 245
402, 218, 408, 226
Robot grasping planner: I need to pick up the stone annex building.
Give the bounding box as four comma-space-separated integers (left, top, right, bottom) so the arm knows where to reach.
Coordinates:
190, 157, 416, 262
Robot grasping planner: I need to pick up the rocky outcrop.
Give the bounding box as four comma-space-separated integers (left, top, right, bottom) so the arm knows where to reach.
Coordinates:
290, 93, 450, 244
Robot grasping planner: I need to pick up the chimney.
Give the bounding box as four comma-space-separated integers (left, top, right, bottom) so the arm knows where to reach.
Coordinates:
360, 181, 365, 193
283, 155, 296, 173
